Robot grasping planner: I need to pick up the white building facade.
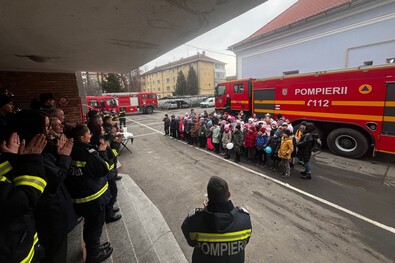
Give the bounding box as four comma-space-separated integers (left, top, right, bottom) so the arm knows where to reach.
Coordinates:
230, 0, 395, 79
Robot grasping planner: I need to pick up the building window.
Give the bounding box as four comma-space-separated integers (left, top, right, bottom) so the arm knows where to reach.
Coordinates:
173, 77, 176, 82
166, 78, 170, 83
215, 72, 225, 78
166, 86, 170, 91
157, 88, 161, 92
233, 84, 244, 94
157, 80, 160, 84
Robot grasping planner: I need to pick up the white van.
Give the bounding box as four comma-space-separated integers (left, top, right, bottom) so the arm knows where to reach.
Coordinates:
199, 97, 215, 108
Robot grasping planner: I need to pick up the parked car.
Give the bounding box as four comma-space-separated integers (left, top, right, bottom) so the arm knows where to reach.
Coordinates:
200, 97, 215, 108
161, 100, 189, 109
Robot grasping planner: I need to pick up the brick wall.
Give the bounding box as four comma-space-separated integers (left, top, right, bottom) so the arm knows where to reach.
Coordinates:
0, 71, 82, 124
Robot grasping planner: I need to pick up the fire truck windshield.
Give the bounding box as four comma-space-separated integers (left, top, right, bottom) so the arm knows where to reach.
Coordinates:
107, 99, 118, 106
215, 85, 226, 97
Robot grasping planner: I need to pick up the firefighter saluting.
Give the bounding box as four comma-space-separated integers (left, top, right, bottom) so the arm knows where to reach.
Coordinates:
65, 124, 112, 263
182, 176, 252, 263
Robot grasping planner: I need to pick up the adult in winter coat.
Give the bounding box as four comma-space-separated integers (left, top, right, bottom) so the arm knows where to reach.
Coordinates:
294, 121, 307, 142
0, 132, 47, 263
297, 122, 318, 180
170, 115, 177, 138
232, 125, 244, 163
277, 130, 294, 178
181, 176, 252, 263
162, 114, 170, 136
198, 118, 207, 148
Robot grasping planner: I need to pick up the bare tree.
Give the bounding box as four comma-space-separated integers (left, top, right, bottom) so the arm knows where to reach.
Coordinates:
81, 72, 101, 95
130, 68, 142, 92
119, 73, 130, 90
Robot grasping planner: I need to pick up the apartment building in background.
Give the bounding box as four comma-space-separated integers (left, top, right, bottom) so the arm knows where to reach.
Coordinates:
141, 51, 226, 99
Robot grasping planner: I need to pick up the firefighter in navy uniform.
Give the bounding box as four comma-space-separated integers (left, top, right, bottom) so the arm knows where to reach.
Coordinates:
65, 124, 113, 263
0, 132, 48, 263
182, 176, 252, 263
88, 116, 122, 223
102, 116, 123, 217
118, 108, 126, 128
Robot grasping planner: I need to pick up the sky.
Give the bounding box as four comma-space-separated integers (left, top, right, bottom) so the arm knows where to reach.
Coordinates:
143, 0, 298, 77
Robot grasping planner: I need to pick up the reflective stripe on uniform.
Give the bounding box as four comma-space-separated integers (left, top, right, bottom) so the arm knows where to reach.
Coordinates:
21, 232, 39, 263
112, 149, 119, 157
72, 182, 109, 204
72, 161, 86, 167
0, 175, 8, 182
0, 160, 12, 176
13, 175, 47, 193
190, 229, 252, 243
105, 162, 115, 171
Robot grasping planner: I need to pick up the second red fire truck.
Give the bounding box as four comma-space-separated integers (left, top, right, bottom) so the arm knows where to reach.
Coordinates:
215, 65, 395, 158
86, 92, 158, 114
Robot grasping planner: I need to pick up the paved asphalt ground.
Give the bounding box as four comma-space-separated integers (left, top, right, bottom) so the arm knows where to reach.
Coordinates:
117, 108, 395, 263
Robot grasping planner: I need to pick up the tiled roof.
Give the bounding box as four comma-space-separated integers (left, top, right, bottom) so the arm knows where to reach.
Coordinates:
142, 52, 225, 76
231, 0, 353, 48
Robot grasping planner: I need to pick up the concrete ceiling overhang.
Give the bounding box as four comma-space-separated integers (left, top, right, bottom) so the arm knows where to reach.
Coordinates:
0, 0, 267, 73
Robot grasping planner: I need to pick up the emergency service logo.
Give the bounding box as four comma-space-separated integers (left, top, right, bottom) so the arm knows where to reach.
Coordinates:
359, 84, 372, 94
282, 88, 288, 96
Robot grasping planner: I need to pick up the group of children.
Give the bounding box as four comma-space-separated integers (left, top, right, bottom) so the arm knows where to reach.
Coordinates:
163, 109, 317, 179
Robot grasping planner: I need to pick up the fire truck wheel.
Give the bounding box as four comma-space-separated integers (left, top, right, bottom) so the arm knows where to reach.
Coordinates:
327, 128, 369, 159
145, 107, 154, 114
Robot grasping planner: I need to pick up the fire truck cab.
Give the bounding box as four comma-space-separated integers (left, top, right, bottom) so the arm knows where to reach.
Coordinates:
215, 78, 253, 114
86, 95, 119, 113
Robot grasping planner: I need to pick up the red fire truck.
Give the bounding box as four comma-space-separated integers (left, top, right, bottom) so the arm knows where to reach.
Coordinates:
215, 65, 395, 158
104, 92, 158, 114
86, 92, 158, 114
